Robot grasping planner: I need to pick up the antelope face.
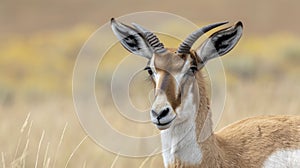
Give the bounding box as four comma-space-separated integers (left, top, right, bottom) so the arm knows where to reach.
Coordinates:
146, 51, 200, 130
111, 18, 243, 130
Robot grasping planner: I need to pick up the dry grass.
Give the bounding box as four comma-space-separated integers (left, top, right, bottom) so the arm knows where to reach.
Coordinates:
1, 64, 299, 167
0, 107, 91, 168
1, 22, 300, 167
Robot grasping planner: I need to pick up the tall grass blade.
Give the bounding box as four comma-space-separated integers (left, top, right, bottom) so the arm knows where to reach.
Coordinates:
35, 130, 45, 168
64, 135, 88, 168
53, 122, 68, 168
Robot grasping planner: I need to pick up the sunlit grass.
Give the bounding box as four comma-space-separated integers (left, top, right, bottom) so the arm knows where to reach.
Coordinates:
0, 24, 300, 167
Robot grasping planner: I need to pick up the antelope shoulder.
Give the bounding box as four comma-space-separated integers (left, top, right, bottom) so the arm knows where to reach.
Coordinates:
215, 115, 300, 167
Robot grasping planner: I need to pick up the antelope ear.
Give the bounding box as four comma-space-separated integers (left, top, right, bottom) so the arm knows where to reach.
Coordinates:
196, 21, 243, 65
111, 18, 153, 59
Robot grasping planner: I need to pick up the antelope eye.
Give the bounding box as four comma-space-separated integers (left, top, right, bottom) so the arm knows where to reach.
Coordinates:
144, 67, 154, 76
189, 66, 198, 74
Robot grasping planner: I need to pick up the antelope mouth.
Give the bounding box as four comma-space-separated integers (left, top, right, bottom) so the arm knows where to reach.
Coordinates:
154, 116, 176, 130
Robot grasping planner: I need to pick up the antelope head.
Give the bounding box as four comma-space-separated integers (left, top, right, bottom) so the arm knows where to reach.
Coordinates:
111, 18, 243, 130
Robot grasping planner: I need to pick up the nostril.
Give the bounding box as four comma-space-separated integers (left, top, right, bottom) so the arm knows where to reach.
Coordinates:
151, 110, 158, 117
158, 107, 170, 119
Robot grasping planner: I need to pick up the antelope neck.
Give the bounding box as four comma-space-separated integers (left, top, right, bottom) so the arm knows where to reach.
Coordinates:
160, 71, 219, 167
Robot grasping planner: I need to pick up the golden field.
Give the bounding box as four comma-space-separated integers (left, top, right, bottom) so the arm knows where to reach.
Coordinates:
1, 24, 300, 168
1, 1, 300, 167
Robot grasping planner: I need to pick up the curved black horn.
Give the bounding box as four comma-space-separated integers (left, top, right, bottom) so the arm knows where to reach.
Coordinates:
132, 23, 167, 54
177, 21, 228, 54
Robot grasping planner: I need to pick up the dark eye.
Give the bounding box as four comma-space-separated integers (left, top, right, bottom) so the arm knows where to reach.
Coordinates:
144, 67, 153, 76
189, 66, 198, 74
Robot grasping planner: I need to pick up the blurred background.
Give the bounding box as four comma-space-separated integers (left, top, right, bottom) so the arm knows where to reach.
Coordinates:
1, 0, 300, 167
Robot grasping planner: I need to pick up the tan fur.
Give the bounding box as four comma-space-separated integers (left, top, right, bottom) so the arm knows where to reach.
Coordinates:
163, 50, 300, 168
111, 19, 299, 167
152, 51, 190, 111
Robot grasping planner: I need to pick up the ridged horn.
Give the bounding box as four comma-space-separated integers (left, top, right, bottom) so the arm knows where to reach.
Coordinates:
177, 21, 229, 54
132, 23, 167, 54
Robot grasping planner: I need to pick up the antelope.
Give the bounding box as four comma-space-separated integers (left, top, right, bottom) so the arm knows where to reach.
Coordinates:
111, 18, 300, 168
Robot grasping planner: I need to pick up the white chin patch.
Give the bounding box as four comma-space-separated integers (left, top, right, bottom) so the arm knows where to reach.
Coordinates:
156, 122, 173, 130
263, 149, 300, 168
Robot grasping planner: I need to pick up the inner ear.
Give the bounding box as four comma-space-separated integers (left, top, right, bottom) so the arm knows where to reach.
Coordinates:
196, 21, 243, 65
111, 18, 153, 59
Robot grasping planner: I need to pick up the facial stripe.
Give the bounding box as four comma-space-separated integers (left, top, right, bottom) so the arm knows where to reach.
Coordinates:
173, 58, 191, 94
150, 52, 197, 113
159, 72, 171, 91
156, 71, 182, 111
